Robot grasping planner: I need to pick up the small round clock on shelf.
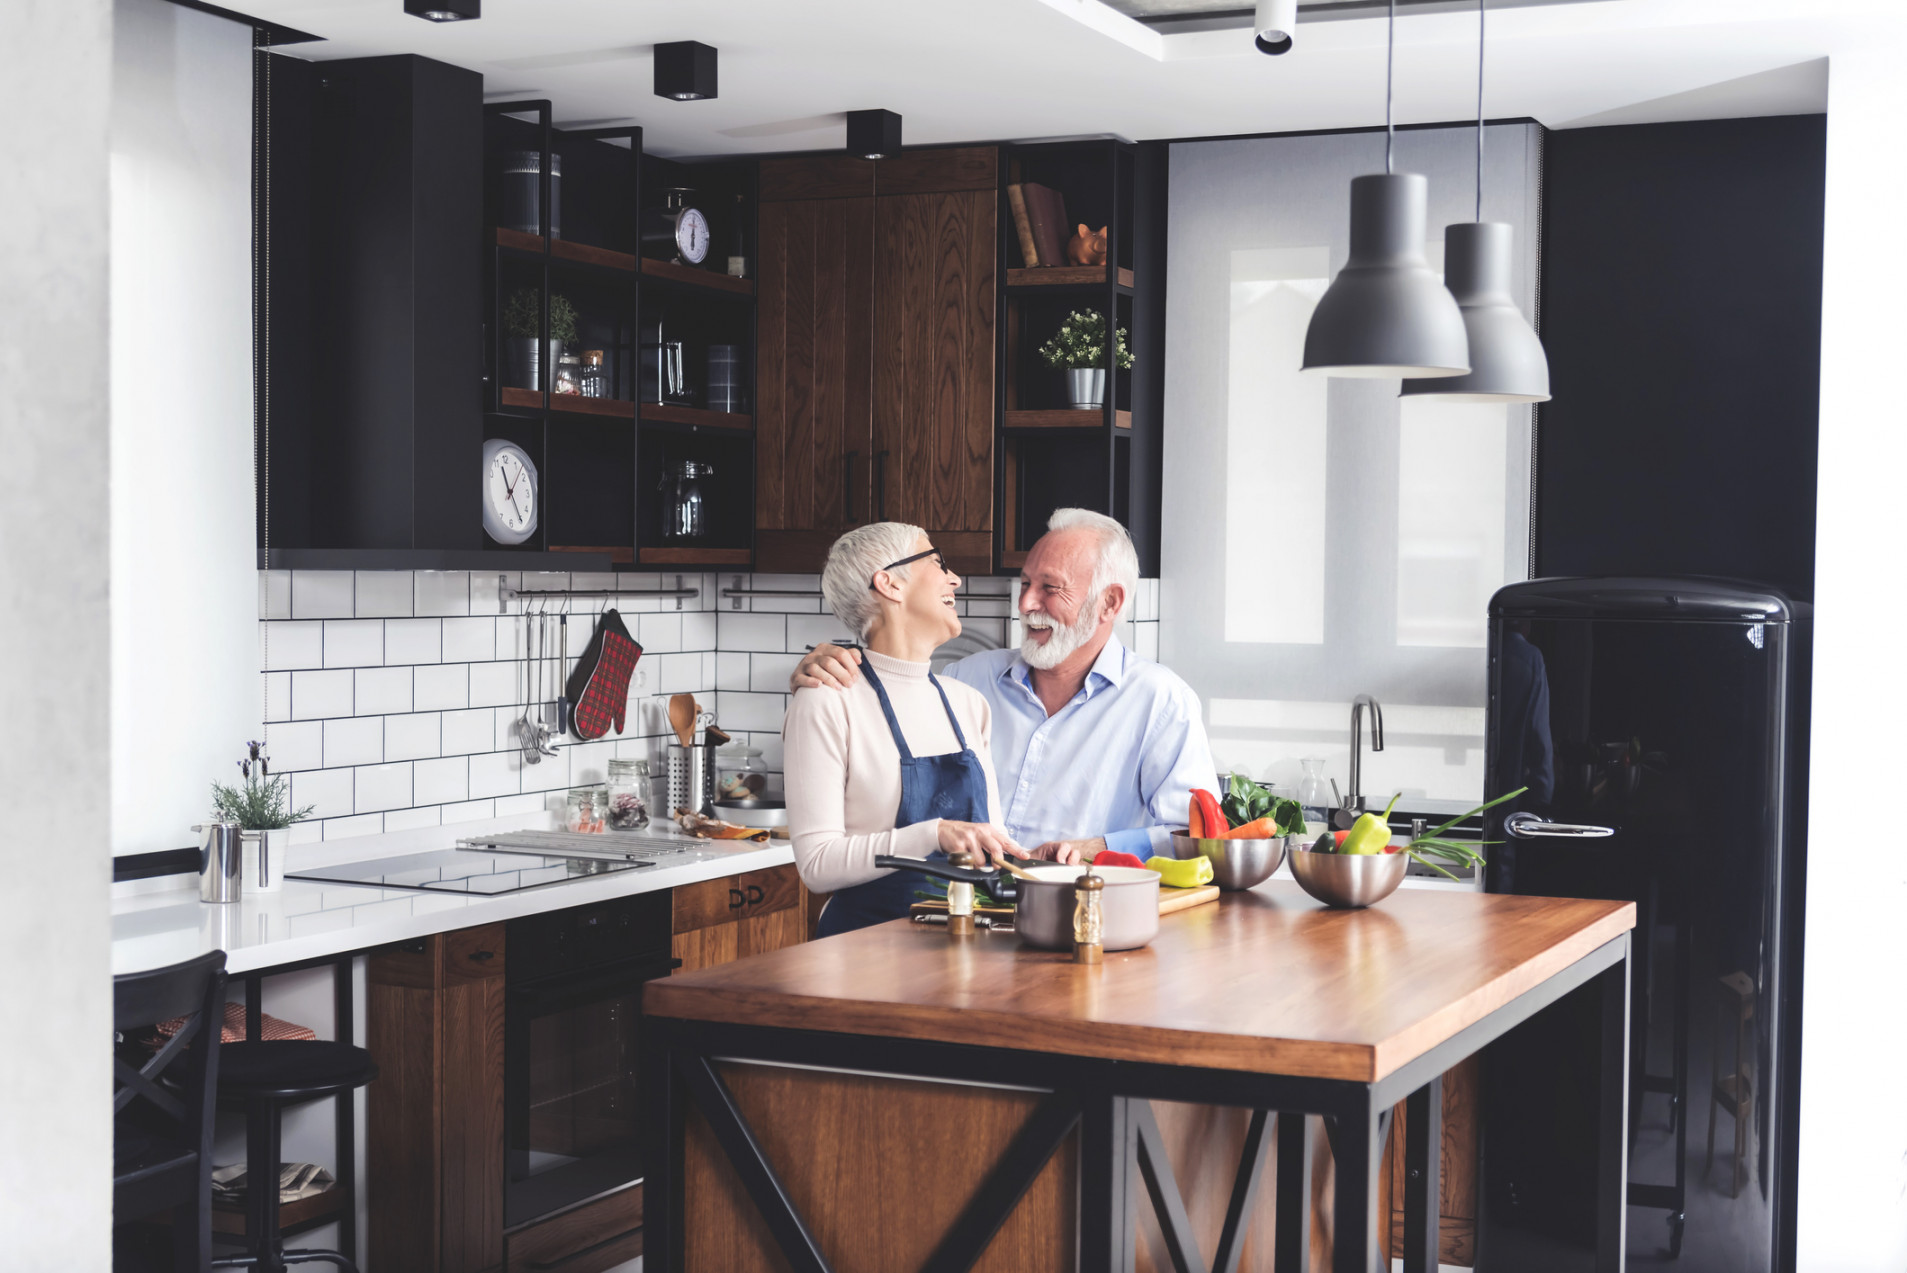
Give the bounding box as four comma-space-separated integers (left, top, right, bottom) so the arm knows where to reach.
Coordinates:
643, 187, 710, 266
482, 438, 539, 545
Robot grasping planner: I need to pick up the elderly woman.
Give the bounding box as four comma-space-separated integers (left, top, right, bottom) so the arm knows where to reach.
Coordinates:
785, 522, 1038, 937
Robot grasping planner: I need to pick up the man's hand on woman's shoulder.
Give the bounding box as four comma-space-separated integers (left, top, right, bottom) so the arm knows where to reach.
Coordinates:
792, 643, 862, 691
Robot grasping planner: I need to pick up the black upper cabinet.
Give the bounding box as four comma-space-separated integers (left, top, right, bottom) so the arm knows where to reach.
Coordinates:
262, 54, 495, 563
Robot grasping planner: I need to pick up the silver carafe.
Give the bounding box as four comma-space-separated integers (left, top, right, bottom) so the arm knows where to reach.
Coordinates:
192, 820, 244, 905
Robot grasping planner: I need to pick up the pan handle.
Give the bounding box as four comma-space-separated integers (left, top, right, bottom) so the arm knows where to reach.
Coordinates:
873, 855, 1002, 886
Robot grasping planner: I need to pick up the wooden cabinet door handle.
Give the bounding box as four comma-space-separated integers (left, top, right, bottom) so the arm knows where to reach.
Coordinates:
728, 888, 745, 909
746, 884, 765, 905
874, 450, 889, 521
844, 451, 858, 524
468, 950, 495, 962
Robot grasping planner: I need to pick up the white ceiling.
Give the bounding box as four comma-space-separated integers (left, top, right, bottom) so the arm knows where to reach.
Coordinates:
239, 0, 1900, 158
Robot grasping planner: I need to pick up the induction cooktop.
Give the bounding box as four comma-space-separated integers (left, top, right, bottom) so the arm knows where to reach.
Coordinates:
287, 848, 652, 896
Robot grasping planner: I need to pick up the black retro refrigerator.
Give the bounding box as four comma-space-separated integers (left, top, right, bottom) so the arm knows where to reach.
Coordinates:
1479, 578, 1806, 1273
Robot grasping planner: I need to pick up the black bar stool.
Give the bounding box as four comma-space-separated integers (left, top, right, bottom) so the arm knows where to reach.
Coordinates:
210, 1041, 378, 1273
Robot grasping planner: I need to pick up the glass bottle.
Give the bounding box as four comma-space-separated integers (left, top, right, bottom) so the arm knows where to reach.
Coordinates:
607, 757, 650, 830
580, 349, 608, 398
660, 460, 713, 540
715, 744, 767, 799
1297, 757, 1330, 832
727, 192, 747, 278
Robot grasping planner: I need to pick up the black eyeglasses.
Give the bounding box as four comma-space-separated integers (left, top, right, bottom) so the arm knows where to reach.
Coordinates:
868, 548, 952, 590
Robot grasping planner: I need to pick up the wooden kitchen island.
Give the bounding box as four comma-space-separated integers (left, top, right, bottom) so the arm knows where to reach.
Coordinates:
642, 884, 1636, 1273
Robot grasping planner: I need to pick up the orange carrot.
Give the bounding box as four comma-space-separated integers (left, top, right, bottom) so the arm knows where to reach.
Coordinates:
1188, 798, 1205, 839
1221, 816, 1278, 840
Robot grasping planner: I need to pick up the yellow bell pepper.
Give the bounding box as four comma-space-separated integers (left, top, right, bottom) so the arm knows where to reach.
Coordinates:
1146, 855, 1214, 888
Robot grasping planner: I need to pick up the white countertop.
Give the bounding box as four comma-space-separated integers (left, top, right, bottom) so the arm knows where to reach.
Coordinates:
111, 816, 794, 976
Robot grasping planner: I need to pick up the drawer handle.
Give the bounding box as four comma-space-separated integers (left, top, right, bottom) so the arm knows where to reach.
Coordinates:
746, 884, 764, 905
728, 888, 745, 909
527, 1225, 643, 1270
468, 949, 495, 962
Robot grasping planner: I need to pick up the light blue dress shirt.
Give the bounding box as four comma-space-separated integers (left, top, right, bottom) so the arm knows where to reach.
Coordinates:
939, 638, 1218, 856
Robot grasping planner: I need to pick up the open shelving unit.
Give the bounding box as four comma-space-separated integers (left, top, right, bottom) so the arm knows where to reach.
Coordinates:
995, 139, 1165, 573
483, 103, 757, 569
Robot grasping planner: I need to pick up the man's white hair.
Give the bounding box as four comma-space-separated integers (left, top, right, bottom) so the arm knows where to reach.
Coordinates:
820, 521, 928, 641
1044, 507, 1139, 620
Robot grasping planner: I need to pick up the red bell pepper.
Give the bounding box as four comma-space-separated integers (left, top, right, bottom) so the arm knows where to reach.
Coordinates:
1190, 788, 1228, 839
1092, 850, 1147, 870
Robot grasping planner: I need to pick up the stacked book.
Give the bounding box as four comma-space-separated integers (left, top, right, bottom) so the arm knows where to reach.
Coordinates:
1007, 181, 1070, 269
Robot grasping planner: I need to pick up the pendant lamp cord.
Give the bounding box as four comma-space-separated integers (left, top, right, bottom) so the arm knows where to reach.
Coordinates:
1386, 0, 1396, 174
1475, 0, 1486, 221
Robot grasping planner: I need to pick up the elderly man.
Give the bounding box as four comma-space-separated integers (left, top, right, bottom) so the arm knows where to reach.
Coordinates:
793, 508, 1216, 860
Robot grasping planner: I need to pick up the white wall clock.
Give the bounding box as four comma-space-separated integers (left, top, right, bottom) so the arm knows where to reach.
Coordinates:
482, 438, 538, 545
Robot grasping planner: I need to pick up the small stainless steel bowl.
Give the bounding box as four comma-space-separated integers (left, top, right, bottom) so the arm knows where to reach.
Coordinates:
713, 797, 787, 828
1168, 830, 1286, 892
1288, 847, 1410, 909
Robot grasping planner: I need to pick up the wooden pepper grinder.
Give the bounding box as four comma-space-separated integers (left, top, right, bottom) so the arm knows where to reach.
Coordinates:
946, 851, 977, 937
1072, 868, 1105, 964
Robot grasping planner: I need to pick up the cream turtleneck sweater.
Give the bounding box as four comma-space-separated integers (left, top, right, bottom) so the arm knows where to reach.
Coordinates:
782, 648, 1005, 894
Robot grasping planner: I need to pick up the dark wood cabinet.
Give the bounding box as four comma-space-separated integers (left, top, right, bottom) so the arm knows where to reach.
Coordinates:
670, 864, 808, 973
756, 148, 998, 574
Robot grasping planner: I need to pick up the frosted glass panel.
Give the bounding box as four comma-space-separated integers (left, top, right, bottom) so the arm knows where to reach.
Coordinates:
1227, 248, 1329, 645
1160, 126, 1539, 805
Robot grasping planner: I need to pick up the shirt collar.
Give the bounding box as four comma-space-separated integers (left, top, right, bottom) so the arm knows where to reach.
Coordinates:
1002, 635, 1129, 696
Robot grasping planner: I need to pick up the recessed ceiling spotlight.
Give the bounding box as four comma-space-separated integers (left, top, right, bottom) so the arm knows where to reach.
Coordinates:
404, 0, 478, 21
846, 109, 902, 160
654, 41, 718, 102
1253, 0, 1296, 54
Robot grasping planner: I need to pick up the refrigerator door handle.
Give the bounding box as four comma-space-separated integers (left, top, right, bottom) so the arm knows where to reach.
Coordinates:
1503, 811, 1616, 839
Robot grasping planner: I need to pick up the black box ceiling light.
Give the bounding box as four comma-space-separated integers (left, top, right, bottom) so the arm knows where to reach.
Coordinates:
846, 109, 902, 160
404, 0, 479, 20
654, 41, 718, 101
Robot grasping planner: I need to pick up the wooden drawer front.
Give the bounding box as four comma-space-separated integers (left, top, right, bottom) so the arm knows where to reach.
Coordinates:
444, 921, 505, 983
505, 1183, 642, 1273
672, 865, 800, 933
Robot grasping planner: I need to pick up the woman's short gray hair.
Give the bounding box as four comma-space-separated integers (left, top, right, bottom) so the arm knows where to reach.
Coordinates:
1046, 507, 1139, 620
820, 522, 928, 641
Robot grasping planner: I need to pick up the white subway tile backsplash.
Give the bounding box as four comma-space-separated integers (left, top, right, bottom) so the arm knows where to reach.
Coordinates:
470, 572, 515, 615
323, 716, 383, 768
964, 598, 1012, 618
715, 652, 750, 691
441, 797, 494, 824
292, 767, 353, 819
323, 620, 384, 669
681, 610, 717, 649
384, 712, 441, 762
384, 618, 442, 666
262, 571, 292, 620
414, 756, 470, 806
717, 691, 788, 733
263, 621, 324, 671
264, 672, 291, 723
493, 792, 548, 817
719, 612, 786, 652
1135, 623, 1159, 661
266, 720, 323, 773
354, 666, 412, 716
291, 670, 354, 720
382, 805, 441, 833
468, 750, 521, 799
414, 572, 470, 617
653, 652, 705, 695
322, 813, 383, 840
354, 762, 413, 813
521, 752, 570, 794
441, 708, 495, 756
961, 617, 1010, 649
468, 660, 517, 708
413, 663, 468, 712
566, 740, 616, 787
749, 653, 801, 694
965, 576, 1013, 596
785, 614, 855, 653
354, 571, 414, 618
637, 613, 682, 654
442, 616, 496, 663
291, 571, 355, 620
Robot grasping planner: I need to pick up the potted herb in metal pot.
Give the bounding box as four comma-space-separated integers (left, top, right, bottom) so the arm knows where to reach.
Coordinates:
210, 743, 314, 894
502, 288, 578, 391
1038, 308, 1133, 409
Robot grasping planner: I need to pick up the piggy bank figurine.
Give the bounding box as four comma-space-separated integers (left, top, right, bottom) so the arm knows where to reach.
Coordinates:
1067, 223, 1109, 267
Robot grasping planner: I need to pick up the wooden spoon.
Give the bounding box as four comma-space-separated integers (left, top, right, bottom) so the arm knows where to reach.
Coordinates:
668, 693, 696, 749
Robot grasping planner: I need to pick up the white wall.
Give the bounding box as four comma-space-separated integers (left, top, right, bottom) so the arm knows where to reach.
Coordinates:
1796, 36, 1907, 1272
0, 0, 114, 1262
111, 0, 257, 854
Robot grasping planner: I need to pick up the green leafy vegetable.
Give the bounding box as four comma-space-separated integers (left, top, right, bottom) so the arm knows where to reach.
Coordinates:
1221, 773, 1306, 837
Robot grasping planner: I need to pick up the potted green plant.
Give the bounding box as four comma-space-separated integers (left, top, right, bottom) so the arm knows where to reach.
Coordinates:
1038, 308, 1134, 409
502, 288, 579, 391
210, 747, 314, 895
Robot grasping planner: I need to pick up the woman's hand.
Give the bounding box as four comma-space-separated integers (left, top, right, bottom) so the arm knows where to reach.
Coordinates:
936, 820, 1028, 868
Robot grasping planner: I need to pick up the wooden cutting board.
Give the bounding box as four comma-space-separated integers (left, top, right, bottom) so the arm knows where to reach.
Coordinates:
910, 883, 1220, 920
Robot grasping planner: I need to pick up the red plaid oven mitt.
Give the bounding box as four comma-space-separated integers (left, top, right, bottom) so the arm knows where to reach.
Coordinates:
565, 609, 643, 740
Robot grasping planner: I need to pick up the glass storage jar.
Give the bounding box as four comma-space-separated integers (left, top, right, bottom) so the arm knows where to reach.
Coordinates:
553, 354, 583, 396
606, 757, 650, 830
716, 745, 767, 799
580, 348, 609, 398
565, 785, 606, 834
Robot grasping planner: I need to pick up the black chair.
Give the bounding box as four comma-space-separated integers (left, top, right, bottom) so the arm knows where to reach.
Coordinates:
114, 950, 229, 1273
210, 1041, 378, 1273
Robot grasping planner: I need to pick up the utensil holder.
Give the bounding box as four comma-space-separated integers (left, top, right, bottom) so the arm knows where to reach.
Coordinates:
667, 742, 716, 816
193, 820, 243, 905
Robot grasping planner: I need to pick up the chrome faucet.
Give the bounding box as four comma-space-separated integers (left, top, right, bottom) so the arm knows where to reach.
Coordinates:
1348, 694, 1385, 814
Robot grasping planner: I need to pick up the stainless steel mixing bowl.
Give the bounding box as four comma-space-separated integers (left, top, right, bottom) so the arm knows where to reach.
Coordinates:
1288, 847, 1410, 909
1167, 830, 1287, 891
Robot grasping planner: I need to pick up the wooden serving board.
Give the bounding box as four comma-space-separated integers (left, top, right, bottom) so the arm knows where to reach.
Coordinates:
909, 884, 1219, 920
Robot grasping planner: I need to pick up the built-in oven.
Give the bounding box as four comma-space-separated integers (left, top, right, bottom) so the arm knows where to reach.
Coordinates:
504, 890, 676, 1229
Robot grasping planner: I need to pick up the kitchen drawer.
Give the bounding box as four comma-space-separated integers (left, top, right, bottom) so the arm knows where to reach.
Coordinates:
672, 864, 800, 933
504, 1183, 641, 1273
444, 921, 505, 983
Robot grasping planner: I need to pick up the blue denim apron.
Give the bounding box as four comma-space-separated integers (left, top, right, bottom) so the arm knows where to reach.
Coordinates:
813, 659, 992, 938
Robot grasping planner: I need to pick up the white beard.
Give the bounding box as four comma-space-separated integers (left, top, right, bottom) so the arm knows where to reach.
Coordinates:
1020, 591, 1102, 670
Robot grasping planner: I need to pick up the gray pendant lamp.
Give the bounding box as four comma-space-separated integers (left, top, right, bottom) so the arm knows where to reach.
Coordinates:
1302, 0, 1469, 379
1400, 0, 1549, 402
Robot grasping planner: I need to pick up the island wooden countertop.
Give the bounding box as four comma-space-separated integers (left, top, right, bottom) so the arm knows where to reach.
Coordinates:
645, 883, 1635, 1083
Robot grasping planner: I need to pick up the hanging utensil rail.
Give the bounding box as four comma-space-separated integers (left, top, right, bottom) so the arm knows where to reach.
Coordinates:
498, 574, 700, 611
